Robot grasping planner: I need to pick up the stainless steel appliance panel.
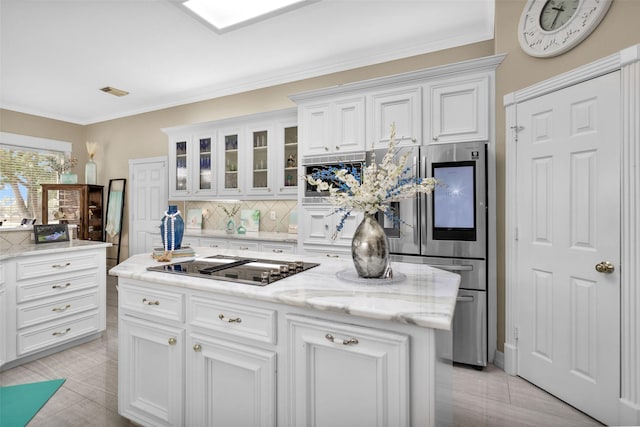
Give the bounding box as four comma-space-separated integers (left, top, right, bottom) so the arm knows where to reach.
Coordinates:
452, 289, 487, 367
422, 142, 487, 259
369, 146, 421, 255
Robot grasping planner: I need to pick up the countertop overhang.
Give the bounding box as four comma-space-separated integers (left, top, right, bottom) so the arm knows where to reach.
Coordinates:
0, 239, 111, 260
109, 247, 460, 330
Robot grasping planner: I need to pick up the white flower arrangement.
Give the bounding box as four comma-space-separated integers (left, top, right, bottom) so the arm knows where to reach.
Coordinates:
304, 124, 437, 238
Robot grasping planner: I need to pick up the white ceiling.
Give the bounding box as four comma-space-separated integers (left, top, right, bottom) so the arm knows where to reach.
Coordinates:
0, 0, 494, 125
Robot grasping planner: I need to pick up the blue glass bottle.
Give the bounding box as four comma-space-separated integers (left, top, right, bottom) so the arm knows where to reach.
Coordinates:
160, 205, 184, 250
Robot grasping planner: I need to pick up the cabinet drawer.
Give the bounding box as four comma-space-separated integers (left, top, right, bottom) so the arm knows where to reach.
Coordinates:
17, 312, 100, 356
261, 242, 296, 254
229, 241, 260, 251
190, 296, 276, 344
17, 290, 99, 329
198, 237, 229, 249
119, 284, 185, 323
17, 271, 98, 303
16, 251, 100, 281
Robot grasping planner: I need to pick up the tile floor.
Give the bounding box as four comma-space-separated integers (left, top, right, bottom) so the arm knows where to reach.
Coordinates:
0, 276, 603, 427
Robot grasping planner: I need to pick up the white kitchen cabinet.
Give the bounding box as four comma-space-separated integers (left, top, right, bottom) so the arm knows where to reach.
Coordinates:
299, 96, 366, 157
163, 108, 297, 200
370, 86, 421, 148
13, 248, 105, 359
218, 125, 245, 197
1, 245, 108, 370
187, 334, 277, 427
300, 205, 363, 257
118, 279, 278, 427
198, 237, 229, 250
167, 132, 217, 199
119, 315, 185, 427
426, 74, 489, 144
288, 314, 410, 427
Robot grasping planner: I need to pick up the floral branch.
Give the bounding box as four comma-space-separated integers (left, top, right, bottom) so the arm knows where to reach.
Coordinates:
221, 204, 240, 218
47, 156, 78, 174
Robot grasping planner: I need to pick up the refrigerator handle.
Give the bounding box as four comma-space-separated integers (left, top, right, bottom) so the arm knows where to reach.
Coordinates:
429, 264, 474, 272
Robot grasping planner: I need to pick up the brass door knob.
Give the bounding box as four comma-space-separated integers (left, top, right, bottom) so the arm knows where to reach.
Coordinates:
595, 261, 615, 274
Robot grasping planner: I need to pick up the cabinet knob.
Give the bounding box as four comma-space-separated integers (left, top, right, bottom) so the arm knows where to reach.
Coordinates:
335, 146, 340, 150
193, 344, 202, 352
432, 136, 438, 141
168, 337, 177, 346
324, 146, 329, 152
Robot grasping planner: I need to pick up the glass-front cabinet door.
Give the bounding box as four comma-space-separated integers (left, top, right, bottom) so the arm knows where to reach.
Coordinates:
194, 135, 216, 196
279, 125, 298, 196
218, 128, 243, 196
169, 138, 190, 198
247, 125, 273, 196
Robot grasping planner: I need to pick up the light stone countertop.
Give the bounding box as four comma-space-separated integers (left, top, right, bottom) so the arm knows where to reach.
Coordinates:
184, 229, 298, 243
0, 239, 111, 260
109, 247, 460, 330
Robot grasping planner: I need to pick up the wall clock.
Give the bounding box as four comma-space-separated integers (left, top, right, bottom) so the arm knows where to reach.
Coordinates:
518, 0, 613, 58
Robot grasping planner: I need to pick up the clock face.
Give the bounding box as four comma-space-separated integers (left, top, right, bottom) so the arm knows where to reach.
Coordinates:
518, 0, 613, 58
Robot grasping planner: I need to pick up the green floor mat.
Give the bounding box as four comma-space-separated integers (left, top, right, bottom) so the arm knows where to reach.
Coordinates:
0, 379, 65, 427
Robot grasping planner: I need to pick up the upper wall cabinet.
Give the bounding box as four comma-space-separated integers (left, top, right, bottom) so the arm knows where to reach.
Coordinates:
163, 108, 298, 200
298, 95, 366, 158
290, 55, 505, 156
370, 86, 421, 149
426, 74, 489, 144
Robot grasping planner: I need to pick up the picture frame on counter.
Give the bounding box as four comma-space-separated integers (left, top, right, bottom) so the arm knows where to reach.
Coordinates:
33, 223, 70, 244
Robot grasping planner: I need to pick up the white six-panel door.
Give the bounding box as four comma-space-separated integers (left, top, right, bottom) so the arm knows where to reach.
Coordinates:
129, 157, 168, 256
515, 71, 621, 425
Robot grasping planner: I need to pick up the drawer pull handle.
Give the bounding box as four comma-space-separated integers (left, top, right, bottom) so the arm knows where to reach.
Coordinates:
218, 313, 242, 323
193, 344, 202, 352
52, 262, 71, 269
52, 283, 71, 289
168, 337, 177, 346
209, 244, 219, 248
52, 328, 71, 336
272, 249, 283, 253
325, 333, 359, 346
52, 304, 71, 312
142, 298, 160, 306
326, 254, 339, 258
239, 246, 249, 250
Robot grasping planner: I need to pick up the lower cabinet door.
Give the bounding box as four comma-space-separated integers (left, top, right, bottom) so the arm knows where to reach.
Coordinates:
287, 314, 410, 427
187, 333, 276, 427
119, 316, 185, 427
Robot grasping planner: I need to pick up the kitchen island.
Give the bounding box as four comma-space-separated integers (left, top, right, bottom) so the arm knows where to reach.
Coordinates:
109, 247, 460, 427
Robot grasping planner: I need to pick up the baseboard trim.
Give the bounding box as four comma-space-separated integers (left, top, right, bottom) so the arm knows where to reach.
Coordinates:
619, 398, 640, 426
503, 343, 517, 375
493, 350, 504, 370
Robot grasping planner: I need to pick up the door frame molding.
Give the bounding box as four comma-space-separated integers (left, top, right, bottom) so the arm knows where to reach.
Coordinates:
504, 44, 640, 424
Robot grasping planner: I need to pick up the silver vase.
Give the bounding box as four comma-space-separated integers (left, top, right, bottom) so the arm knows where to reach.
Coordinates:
351, 214, 390, 278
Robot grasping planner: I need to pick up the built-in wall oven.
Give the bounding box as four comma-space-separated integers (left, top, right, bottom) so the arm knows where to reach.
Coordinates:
303, 152, 366, 198
376, 141, 488, 368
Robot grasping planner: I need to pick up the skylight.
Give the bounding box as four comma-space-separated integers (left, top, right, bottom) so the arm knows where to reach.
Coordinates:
176, 0, 318, 33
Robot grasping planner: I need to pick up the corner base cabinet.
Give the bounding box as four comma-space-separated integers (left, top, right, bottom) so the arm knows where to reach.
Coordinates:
41, 184, 104, 241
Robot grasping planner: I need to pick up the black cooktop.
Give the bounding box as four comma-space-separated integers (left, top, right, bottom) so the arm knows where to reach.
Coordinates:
147, 255, 319, 286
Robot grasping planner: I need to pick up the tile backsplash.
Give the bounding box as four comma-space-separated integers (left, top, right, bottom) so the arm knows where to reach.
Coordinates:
170, 200, 298, 234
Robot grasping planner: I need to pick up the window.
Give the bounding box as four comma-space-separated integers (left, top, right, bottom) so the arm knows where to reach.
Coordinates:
0, 132, 72, 226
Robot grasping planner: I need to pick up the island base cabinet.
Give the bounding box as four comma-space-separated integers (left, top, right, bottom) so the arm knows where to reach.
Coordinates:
118, 316, 185, 427
187, 334, 277, 427
287, 314, 410, 427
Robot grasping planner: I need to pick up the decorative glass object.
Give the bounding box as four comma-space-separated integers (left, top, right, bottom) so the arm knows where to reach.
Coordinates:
226, 217, 236, 234
160, 205, 184, 251
351, 214, 390, 278
85, 159, 97, 185
60, 173, 78, 184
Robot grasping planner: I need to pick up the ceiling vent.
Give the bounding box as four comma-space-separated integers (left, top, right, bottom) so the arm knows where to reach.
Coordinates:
100, 86, 129, 97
